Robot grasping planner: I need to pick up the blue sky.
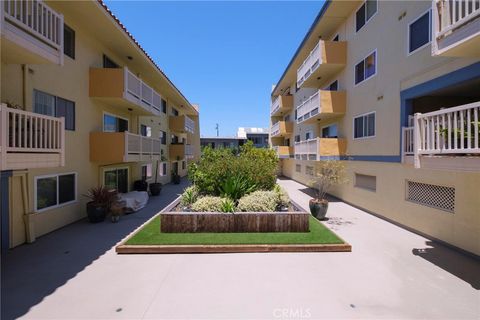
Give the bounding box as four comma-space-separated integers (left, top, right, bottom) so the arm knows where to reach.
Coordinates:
105, 1, 325, 137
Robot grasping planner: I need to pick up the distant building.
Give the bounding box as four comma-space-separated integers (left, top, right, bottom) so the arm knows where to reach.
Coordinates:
237, 127, 269, 148
200, 127, 270, 150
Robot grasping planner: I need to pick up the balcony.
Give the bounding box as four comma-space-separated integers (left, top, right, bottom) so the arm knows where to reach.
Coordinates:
296, 90, 346, 124
273, 146, 294, 159
270, 121, 293, 138
294, 138, 347, 161
169, 143, 194, 160
402, 101, 480, 171
89, 67, 162, 116
270, 95, 293, 117
0, 105, 65, 170
89, 131, 161, 163
296, 40, 346, 88
433, 0, 480, 56
1, 0, 63, 65
169, 115, 195, 134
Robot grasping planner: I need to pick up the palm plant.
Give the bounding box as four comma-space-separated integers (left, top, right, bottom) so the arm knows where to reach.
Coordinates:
217, 174, 256, 202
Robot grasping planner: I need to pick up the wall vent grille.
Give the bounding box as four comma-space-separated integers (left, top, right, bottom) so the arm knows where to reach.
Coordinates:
406, 181, 455, 213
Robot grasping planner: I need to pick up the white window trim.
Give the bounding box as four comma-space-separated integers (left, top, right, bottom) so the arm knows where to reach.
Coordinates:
34, 172, 78, 213
102, 166, 129, 192
352, 111, 376, 140
102, 111, 129, 133
407, 9, 432, 56
353, 49, 377, 87
141, 163, 153, 180
355, 0, 378, 33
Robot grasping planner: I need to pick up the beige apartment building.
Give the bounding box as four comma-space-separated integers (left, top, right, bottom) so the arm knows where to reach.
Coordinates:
270, 0, 480, 256
0, 0, 200, 249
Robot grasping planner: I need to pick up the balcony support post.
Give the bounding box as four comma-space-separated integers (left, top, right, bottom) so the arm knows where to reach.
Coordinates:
60, 117, 65, 166
413, 113, 421, 168
1, 105, 8, 171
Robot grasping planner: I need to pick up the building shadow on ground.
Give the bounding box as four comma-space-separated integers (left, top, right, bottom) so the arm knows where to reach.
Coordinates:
412, 241, 480, 290
1, 179, 189, 320
298, 187, 343, 203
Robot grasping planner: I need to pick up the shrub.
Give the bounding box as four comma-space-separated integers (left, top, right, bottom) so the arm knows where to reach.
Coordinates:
180, 185, 199, 207
188, 141, 278, 196
309, 161, 347, 201
217, 174, 256, 201
273, 184, 290, 208
236, 191, 278, 212
191, 196, 224, 212
220, 198, 235, 213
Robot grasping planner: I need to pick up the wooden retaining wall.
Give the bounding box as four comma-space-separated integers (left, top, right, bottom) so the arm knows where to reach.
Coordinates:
160, 212, 310, 233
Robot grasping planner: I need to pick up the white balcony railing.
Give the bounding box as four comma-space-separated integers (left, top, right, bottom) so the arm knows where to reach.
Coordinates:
270, 96, 281, 115
185, 144, 194, 159
296, 91, 320, 123
125, 132, 161, 157
3, 0, 64, 51
297, 41, 321, 88
403, 101, 480, 167
294, 138, 319, 160
0, 104, 65, 170
271, 121, 280, 136
124, 68, 161, 113
185, 116, 195, 134
435, 0, 480, 39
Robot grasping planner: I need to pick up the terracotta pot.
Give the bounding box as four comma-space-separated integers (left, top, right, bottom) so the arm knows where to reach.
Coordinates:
309, 199, 328, 220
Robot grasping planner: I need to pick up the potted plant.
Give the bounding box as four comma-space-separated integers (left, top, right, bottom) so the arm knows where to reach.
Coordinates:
308, 161, 346, 220
84, 186, 118, 223
149, 160, 162, 196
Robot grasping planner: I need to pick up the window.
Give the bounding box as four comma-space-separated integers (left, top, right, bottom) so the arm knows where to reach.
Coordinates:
356, 0, 377, 32
34, 90, 75, 130
182, 161, 186, 170
332, 34, 339, 41
103, 54, 119, 68
306, 166, 314, 176
355, 173, 376, 191
160, 131, 167, 145
103, 113, 128, 132
141, 164, 152, 180
64, 24, 75, 59
294, 135, 300, 143
305, 131, 313, 140
159, 162, 168, 176
294, 109, 298, 120
326, 80, 338, 91
140, 125, 151, 137
322, 124, 338, 138
35, 173, 76, 212
355, 51, 376, 85
104, 167, 128, 193
295, 164, 301, 173
408, 10, 431, 54
161, 99, 167, 113
354, 112, 375, 139
172, 107, 179, 116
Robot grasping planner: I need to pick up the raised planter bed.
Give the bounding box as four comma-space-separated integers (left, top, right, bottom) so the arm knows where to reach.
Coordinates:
161, 211, 309, 233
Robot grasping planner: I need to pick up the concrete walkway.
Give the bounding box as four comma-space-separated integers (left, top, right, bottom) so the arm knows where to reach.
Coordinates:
1, 178, 479, 319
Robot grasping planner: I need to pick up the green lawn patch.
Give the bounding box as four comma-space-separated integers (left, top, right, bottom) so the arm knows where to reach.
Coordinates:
126, 215, 344, 245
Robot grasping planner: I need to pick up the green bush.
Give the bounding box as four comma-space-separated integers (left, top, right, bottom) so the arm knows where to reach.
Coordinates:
218, 174, 256, 201
180, 185, 199, 207
188, 141, 278, 196
191, 196, 224, 212
273, 184, 290, 208
220, 198, 235, 213
236, 190, 278, 212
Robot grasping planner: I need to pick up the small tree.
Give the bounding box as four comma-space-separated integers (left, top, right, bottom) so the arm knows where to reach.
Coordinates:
309, 161, 347, 202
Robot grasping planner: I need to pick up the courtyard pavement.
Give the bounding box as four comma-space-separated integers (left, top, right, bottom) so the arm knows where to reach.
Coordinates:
1, 178, 479, 319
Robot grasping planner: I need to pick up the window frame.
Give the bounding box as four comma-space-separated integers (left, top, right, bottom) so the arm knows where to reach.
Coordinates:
321, 123, 338, 138
325, 80, 339, 91
33, 90, 76, 131
355, 0, 378, 33
34, 172, 77, 213
141, 163, 153, 181
407, 9, 432, 56
103, 54, 119, 68
353, 111, 376, 140
102, 166, 129, 193
354, 49, 377, 86
102, 112, 129, 133
63, 24, 75, 60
